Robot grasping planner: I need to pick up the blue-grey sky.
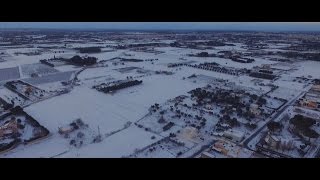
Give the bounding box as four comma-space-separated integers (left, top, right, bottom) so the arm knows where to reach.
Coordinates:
0, 22, 320, 31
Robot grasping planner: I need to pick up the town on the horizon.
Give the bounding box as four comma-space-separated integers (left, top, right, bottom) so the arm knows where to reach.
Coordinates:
1, 22, 320, 32
0, 23, 319, 158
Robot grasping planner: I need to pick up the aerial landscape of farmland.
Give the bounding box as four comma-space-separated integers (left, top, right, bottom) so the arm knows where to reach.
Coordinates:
0, 23, 320, 158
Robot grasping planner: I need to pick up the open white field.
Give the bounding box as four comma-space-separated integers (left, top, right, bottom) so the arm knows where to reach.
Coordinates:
288, 61, 320, 79
23, 72, 205, 134
59, 126, 162, 158
1, 134, 69, 158
24, 86, 144, 134
268, 87, 301, 100
2, 125, 162, 158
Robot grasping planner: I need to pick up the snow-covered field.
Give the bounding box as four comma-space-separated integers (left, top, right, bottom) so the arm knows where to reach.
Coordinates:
0, 66, 20, 81
1, 134, 69, 158
0, 88, 30, 106
23, 71, 75, 85
287, 61, 320, 79
24, 86, 143, 133
20, 63, 59, 78
59, 126, 162, 158
1, 32, 320, 158
268, 87, 301, 100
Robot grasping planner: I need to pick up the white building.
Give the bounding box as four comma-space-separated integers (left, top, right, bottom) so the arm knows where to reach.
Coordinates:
223, 129, 245, 143
250, 103, 261, 116
264, 133, 280, 148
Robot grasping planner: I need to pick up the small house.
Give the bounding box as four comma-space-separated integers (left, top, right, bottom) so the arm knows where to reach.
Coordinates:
58, 126, 75, 135
223, 129, 245, 143
250, 103, 261, 116
264, 133, 280, 149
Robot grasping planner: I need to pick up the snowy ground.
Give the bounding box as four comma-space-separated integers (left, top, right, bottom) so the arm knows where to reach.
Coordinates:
0, 66, 20, 82
24, 86, 143, 133
23, 71, 75, 85
0, 88, 30, 107
268, 87, 301, 100
288, 61, 320, 79
0, 33, 320, 158
59, 125, 162, 158
20, 63, 59, 78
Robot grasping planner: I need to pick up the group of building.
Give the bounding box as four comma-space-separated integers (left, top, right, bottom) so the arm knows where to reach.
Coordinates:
199, 138, 252, 158
298, 84, 320, 111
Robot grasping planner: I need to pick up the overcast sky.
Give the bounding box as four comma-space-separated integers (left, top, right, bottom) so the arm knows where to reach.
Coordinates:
0, 22, 320, 31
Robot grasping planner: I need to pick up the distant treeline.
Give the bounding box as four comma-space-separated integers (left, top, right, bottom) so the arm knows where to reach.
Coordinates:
282, 41, 320, 51
94, 80, 143, 93
40, 55, 97, 67
188, 52, 216, 57
120, 58, 144, 62
116, 43, 166, 49
68, 55, 97, 66
249, 72, 277, 80
170, 41, 235, 48
75, 47, 102, 53
277, 51, 320, 61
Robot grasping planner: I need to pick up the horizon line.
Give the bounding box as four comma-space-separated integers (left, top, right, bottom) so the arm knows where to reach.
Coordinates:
0, 27, 320, 33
